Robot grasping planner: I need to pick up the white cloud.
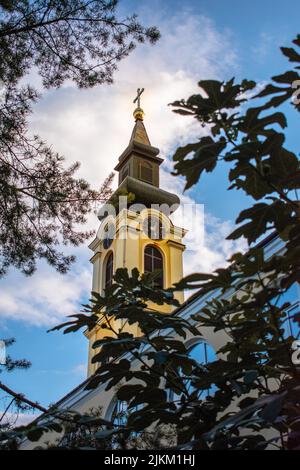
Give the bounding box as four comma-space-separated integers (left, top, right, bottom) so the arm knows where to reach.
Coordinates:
160, 171, 247, 274
0, 11, 241, 327
72, 363, 87, 379
29, 12, 237, 188
184, 213, 247, 275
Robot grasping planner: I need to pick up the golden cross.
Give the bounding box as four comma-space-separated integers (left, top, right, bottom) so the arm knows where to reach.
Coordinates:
133, 87, 144, 108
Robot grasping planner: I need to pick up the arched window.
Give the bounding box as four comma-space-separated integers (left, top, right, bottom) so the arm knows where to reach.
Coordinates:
189, 341, 216, 366
144, 245, 163, 288
275, 282, 300, 338
111, 399, 142, 428
187, 342, 217, 398
105, 252, 114, 290
169, 341, 217, 404
112, 400, 128, 427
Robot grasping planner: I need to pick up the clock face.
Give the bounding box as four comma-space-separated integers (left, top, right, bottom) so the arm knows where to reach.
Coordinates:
102, 222, 115, 249
143, 216, 165, 240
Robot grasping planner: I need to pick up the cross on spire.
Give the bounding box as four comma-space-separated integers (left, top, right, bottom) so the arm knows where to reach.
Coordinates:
133, 87, 144, 109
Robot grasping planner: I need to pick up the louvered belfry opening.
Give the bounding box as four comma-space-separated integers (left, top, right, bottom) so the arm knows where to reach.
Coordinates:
139, 161, 153, 184
114, 111, 162, 189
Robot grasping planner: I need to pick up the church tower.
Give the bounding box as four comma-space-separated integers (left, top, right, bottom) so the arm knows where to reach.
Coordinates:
86, 90, 187, 376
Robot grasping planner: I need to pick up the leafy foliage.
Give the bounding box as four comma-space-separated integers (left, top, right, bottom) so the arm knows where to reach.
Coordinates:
0, 94, 114, 275
0, 338, 31, 373
0, 339, 32, 440
0, 0, 160, 88
0, 1, 159, 275
1, 34, 300, 451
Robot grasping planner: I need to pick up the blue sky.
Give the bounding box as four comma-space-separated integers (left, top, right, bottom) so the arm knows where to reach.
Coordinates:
0, 0, 299, 420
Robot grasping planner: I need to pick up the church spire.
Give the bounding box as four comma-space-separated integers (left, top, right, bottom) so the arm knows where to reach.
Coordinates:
112, 87, 179, 210
130, 88, 150, 145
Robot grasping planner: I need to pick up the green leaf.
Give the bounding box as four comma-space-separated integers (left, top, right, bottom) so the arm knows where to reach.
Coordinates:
239, 109, 287, 137
229, 203, 275, 243
272, 70, 299, 84
173, 137, 226, 190
269, 147, 299, 180
280, 47, 300, 63
117, 384, 144, 401
292, 34, 300, 48
130, 387, 167, 408
26, 427, 46, 442
153, 351, 169, 365
94, 429, 118, 439
244, 370, 258, 385
255, 84, 287, 98
261, 394, 285, 423
175, 272, 213, 290
229, 163, 271, 200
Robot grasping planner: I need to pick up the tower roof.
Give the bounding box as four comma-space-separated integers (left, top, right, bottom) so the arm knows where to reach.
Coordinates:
129, 119, 151, 146
114, 104, 162, 172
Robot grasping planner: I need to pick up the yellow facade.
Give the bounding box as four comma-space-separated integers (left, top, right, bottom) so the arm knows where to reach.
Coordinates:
85, 104, 186, 377
86, 207, 186, 376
